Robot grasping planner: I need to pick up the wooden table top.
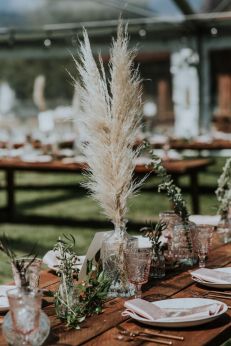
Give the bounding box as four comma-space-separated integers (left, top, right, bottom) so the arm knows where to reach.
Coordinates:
0, 157, 212, 175
1, 235, 231, 346
155, 139, 231, 151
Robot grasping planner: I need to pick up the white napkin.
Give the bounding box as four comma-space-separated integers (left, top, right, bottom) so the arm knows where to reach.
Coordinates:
189, 215, 220, 226
123, 299, 166, 320
122, 298, 223, 322
43, 250, 85, 270
191, 268, 231, 284
43, 250, 59, 269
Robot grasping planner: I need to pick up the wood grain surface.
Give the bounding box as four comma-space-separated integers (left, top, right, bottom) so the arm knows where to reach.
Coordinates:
1, 235, 231, 345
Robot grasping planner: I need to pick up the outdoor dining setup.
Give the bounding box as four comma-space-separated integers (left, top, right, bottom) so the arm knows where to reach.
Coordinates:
0, 19, 230, 346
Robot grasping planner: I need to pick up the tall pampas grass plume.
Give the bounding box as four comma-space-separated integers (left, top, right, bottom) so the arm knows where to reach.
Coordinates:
74, 21, 144, 229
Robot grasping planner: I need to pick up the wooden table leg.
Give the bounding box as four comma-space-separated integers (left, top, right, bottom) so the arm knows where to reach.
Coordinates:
190, 172, 199, 214
6, 170, 15, 217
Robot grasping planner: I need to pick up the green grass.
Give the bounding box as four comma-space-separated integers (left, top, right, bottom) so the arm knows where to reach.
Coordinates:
0, 157, 226, 283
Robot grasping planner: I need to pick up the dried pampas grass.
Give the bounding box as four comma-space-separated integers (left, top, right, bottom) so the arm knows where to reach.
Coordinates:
74, 22, 143, 229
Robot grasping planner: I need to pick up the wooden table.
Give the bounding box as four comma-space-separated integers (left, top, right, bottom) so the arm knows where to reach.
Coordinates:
0, 157, 212, 216
1, 236, 231, 345
152, 139, 231, 151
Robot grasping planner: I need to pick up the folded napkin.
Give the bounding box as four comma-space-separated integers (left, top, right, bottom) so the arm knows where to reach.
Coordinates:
43, 250, 59, 269
189, 215, 220, 226
191, 268, 231, 284
122, 298, 223, 322
43, 250, 85, 270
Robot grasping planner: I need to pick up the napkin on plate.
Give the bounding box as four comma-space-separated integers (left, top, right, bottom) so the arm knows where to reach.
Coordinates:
122, 298, 224, 322
191, 268, 231, 284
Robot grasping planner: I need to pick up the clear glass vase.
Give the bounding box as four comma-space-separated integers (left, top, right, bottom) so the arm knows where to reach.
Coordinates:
150, 249, 165, 279
101, 226, 135, 298
55, 276, 76, 319
172, 222, 195, 266
159, 211, 181, 260
217, 217, 231, 244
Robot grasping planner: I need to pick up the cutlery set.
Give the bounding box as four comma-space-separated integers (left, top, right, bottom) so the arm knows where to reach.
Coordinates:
116, 325, 184, 344
116, 289, 231, 343
192, 290, 231, 307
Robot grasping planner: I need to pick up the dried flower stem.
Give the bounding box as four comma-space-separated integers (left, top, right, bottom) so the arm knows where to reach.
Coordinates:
74, 22, 143, 229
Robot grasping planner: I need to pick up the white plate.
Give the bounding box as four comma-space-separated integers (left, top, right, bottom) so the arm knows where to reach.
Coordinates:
0, 285, 16, 312
127, 298, 227, 328
192, 267, 231, 289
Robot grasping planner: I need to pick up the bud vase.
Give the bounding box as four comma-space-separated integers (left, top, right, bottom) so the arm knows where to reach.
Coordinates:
101, 226, 134, 298
150, 249, 165, 279
172, 222, 195, 266
55, 276, 76, 319
159, 211, 181, 260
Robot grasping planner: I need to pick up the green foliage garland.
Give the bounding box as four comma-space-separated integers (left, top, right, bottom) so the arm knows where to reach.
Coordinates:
145, 144, 192, 252
53, 235, 111, 329
215, 158, 231, 220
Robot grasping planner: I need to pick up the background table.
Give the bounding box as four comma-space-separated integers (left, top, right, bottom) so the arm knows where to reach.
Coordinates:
0, 157, 212, 217
151, 139, 231, 151
0, 235, 230, 345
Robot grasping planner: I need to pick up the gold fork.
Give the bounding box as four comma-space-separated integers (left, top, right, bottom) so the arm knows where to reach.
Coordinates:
115, 333, 173, 345
117, 325, 184, 341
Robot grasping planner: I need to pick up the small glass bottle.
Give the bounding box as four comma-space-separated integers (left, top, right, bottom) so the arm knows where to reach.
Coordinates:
55, 275, 76, 319
159, 211, 181, 259
101, 223, 135, 298
150, 248, 165, 279
172, 222, 194, 266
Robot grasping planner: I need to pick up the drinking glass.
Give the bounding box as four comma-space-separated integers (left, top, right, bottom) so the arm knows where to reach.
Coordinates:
193, 225, 214, 268
7, 288, 42, 346
11, 258, 42, 289
124, 248, 151, 298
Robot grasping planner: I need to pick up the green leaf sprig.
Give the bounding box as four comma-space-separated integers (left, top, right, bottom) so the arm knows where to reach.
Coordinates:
53, 235, 111, 329
0, 233, 38, 288
215, 158, 231, 221
53, 234, 79, 284
140, 220, 167, 253
144, 143, 192, 252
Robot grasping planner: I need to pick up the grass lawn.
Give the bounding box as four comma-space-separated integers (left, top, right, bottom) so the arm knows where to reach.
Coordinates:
0, 157, 225, 283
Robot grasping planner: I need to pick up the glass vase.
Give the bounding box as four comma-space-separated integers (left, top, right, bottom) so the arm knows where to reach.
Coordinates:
55, 276, 76, 319
217, 217, 231, 244
101, 226, 135, 298
172, 222, 195, 266
159, 211, 181, 260
150, 249, 165, 279
219, 201, 231, 228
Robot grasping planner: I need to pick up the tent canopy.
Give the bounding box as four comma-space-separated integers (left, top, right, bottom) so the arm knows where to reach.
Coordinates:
0, 0, 231, 45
